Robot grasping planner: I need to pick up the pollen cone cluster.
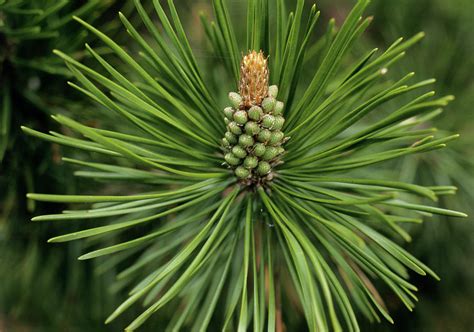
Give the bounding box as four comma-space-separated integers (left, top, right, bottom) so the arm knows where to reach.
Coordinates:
222, 51, 288, 185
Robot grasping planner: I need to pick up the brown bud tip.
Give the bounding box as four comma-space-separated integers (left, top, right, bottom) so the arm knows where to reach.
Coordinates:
239, 50, 269, 108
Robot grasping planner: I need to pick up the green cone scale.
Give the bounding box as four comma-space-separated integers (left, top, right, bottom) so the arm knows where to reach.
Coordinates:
222, 51, 288, 184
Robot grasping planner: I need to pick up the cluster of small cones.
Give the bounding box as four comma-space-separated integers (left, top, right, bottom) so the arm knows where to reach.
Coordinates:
222, 51, 288, 185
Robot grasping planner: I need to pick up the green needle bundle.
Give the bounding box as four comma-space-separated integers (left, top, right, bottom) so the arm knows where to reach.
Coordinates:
22, 0, 466, 331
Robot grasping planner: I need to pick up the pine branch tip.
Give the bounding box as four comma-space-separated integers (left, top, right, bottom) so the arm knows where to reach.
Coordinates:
72, 15, 83, 23
52, 49, 62, 56
12, 1, 466, 329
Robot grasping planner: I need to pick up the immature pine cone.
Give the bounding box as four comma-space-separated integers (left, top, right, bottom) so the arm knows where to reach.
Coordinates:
222, 51, 288, 185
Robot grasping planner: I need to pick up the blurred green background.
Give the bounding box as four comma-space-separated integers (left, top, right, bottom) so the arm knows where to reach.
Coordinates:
1, 0, 472, 331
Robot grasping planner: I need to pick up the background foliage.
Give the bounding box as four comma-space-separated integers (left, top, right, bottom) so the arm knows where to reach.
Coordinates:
0, 0, 472, 331
361, 0, 474, 330
0, 1, 150, 330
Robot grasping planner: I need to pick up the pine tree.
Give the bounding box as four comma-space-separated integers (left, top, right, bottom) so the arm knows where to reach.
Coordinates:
21, 0, 466, 330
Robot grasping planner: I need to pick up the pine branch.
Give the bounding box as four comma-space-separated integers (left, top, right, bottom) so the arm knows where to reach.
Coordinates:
22, 0, 467, 330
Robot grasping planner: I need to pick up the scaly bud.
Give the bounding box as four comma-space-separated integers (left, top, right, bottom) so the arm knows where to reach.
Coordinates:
262, 114, 276, 129
257, 129, 272, 143
257, 161, 271, 175
274, 101, 284, 116
269, 131, 285, 146
233, 110, 248, 125
262, 147, 278, 161
244, 156, 259, 169
273, 116, 285, 131
225, 132, 237, 144
232, 146, 247, 159
225, 153, 241, 166
228, 122, 242, 135
268, 85, 279, 98
239, 134, 254, 147
253, 143, 266, 157
262, 97, 276, 113
229, 92, 243, 109
245, 121, 260, 135
223, 107, 235, 120
248, 106, 263, 121
239, 50, 269, 108
235, 166, 250, 179
222, 138, 231, 148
